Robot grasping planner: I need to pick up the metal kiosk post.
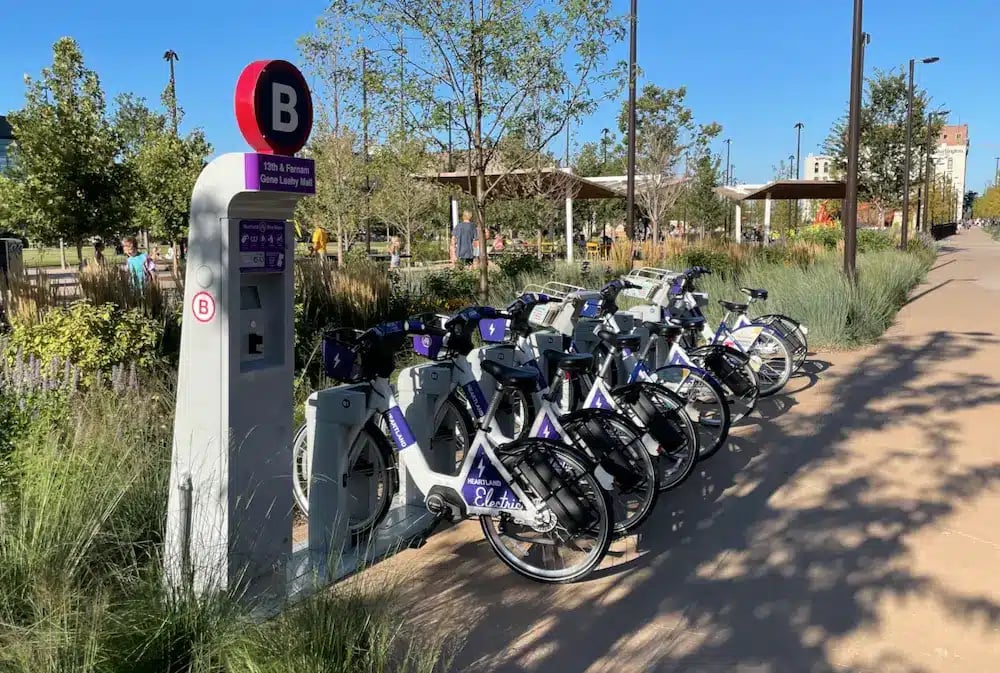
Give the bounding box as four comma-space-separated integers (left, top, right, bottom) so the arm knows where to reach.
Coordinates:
165, 60, 315, 602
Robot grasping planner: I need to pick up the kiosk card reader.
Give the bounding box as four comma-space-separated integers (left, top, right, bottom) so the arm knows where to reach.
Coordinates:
165, 60, 314, 601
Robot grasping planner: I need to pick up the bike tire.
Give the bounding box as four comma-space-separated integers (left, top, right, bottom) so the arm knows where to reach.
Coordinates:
651, 364, 732, 460
735, 326, 792, 397
756, 314, 808, 372
558, 407, 659, 536
686, 345, 759, 422
481, 439, 613, 583
611, 381, 699, 491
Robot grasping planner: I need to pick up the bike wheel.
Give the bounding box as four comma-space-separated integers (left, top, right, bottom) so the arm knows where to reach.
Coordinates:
686, 346, 759, 423
559, 408, 659, 536
431, 392, 475, 475
482, 440, 613, 583
744, 329, 792, 396
652, 365, 731, 460
294, 418, 397, 538
612, 382, 699, 491
756, 314, 808, 372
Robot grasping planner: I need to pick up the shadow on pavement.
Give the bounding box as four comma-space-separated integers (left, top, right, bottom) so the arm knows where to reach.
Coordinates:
397, 330, 1000, 673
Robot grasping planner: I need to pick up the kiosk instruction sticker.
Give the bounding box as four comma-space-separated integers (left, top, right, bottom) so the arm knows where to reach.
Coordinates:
238, 220, 286, 273
191, 291, 216, 323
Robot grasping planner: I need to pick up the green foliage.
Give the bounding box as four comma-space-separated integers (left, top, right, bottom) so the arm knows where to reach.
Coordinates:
421, 268, 479, 310
5, 38, 129, 252
494, 251, 550, 279
857, 228, 894, 252
800, 225, 843, 249
4, 303, 161, 380
972, 185, 1000, 219
824, 67, 942, 215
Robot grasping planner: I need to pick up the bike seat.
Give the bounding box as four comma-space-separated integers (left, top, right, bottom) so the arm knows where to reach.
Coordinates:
548, 351, 594, 374
482, 360, 538, 391
740, 287, 768, 300
596, 328, 642, 352
719, 300, 749, 313
663, 315, 706, 331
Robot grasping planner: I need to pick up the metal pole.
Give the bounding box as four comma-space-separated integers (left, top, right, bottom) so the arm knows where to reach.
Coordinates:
923, 112, 934, 232
901, 58, 916, 249
447, 101, 454, 251
787, 154, 795, 237
794, 122, 803, 231
724, 138, 731, 232
601, 128, 609, 167
625, 0, 638, 239
842, 1, 865, 280
164, 50, 179, 138
995, 156, 999, 187
362, 48, 371, 254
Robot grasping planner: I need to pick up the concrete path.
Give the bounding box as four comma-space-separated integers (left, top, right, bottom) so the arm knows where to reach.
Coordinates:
368, 229, 1000, 673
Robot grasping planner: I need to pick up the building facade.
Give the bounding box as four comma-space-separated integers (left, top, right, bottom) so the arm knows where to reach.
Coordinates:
804, 154, 835, 181
0, 115, 13, 174
931, 124, 969, 222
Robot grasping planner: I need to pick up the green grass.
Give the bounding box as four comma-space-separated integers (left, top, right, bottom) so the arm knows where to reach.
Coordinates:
0, 379, 453, 673
692, 248, 933, 349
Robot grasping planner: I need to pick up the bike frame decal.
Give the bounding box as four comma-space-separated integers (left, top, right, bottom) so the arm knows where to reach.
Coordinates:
460, 445, 524, 510
532, 410, 562, 441
462, 381, 489, 420
385, 405, 418, 451
479, 318, 509, 343
584, 385, 613, 410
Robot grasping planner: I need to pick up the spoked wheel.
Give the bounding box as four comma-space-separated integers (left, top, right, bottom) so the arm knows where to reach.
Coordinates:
686, 346, 759, 423
738, 328, 792, 396
559, 408, 659, 536
611, 382, 699, 491
482, 440, 613, 583
652, 365, 731, 461
756, 314, 808, 372
292, 419, 397, 540
431, 392, 475, 475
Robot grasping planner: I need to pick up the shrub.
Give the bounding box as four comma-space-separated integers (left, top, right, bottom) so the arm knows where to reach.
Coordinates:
410, 238, 449, 263
800, 224, 843, 249
4, 303, 161, 382
421, 267, 479, 310
857, 228, 894, 253
494, 251, 550, 279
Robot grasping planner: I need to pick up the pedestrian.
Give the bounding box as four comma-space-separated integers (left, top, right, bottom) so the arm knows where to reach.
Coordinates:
388, 235, 402, 268
311, 224, 329, 258
121, 236, 156, 287
492, 230, 504, 253
452, 211, 478, 268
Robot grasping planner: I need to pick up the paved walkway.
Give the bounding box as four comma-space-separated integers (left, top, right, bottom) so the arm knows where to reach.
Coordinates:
368, 229, 1000, 673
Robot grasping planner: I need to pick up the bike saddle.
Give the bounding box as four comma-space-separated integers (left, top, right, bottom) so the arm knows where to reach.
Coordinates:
481, 359, 538, 391
546, 350, 594, 374
596, 328, 642, 351
662, 315, 706, 330
719, 300, 749, 312
740, 287, 768, 300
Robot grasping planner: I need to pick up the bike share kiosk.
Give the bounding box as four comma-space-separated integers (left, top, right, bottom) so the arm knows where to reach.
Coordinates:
165, 60, 315, 600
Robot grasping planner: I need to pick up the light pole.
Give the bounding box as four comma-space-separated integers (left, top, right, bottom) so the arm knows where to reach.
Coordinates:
625, 0, 638, 239
995, 156, 999, 187
901, 56, 939, 250
842, 0, 866, 280
724, 138, 732, 233
923, 109, 949, 232
794, 122, 803, 231
601, 128, 610, 167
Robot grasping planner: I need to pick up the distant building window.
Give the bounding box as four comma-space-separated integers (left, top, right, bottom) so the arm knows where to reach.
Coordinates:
814, 163, 819, 173
947, 158, 953, 170
823, 162, 828, 173
943, 134, 948, 141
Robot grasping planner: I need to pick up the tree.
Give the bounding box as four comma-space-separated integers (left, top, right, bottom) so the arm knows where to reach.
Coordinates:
824, 68, 943, 226
369, 138, 441, 254
5, 38, 128, 261
616, 85, 720, 243
678, 150, 725, 238
973, 186, 1000, 219
341, 0, 625, 295
117, 88, 212, 272
764, 159, 798, 240
963, 190, 978, 219
927, 175, 960, 224
575, 136, 625, 239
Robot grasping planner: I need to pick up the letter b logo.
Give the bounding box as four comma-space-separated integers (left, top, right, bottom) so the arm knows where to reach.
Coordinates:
236, 60, 313, 155
272, 83, 298, 133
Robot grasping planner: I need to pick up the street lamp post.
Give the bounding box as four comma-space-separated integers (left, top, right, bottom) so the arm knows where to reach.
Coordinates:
842, 0, 866, 280
995, 156, 999, 187
724, 138, 732, 234
923, 109, 949, 232
787, 154, 795, 236
901, 56, 939, 250
625, 0, 638, 239
163, 50, 180, 138
794, 122, 803, 231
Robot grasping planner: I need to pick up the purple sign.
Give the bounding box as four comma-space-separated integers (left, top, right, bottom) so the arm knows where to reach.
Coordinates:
461, 446, 524, 510
385, 406, 417, 451
239, 220, 286, 273
244, 153, 316, 194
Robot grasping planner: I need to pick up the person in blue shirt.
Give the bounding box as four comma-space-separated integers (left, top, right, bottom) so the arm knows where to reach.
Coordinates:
122, 236, 155, 287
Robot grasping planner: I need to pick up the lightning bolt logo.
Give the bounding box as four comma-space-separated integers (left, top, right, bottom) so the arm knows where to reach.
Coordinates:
489, 322, 496, 336
332, 353, 341, 368
475, 458, 486, 479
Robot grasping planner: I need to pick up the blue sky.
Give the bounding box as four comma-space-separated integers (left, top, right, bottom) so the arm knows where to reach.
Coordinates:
2, 0, 998, 193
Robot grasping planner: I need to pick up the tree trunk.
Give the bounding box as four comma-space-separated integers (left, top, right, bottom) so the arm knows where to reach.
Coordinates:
336, 214, 345, 268
536, 229, 543, 260
171, 239, 180, 275
59, 238, 67, 270
651, 217, 659, 245
75, 241, 83, 268
471, 0, 489, 298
